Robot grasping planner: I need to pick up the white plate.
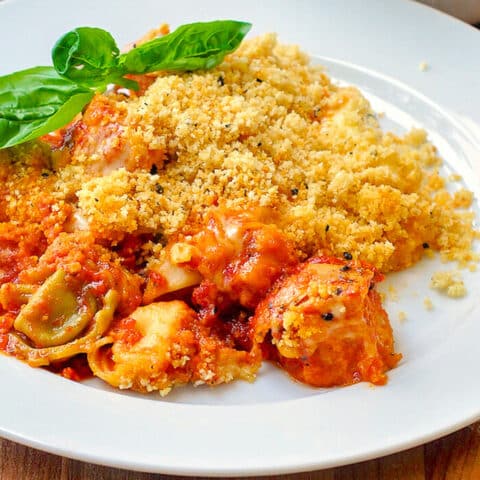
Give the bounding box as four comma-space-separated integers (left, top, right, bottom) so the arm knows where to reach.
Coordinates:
1, 0, 479, 476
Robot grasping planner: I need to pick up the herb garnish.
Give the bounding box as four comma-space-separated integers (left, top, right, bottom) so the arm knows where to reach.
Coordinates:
0, 20, 251, 149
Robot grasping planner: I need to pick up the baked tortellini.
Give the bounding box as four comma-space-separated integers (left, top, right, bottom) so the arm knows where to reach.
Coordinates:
0, 208, 400, 395
1, 232, 141, 367
88, 300, 260, 395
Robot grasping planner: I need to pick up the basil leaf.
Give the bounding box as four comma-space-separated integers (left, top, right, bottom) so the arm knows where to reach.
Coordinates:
0, 20, 251, 150
52, 27, 122, 88
0, 66, 94, 149
120, 20, 251, 74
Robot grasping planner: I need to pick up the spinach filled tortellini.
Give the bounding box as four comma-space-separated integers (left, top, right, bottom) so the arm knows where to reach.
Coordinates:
1, 232, 141, 367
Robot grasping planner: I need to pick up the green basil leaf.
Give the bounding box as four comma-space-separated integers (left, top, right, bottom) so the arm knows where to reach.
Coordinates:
0, 66, 94, 149
120, 20, 251, 74
52, 27, 122, 88
0, 20, 251, 150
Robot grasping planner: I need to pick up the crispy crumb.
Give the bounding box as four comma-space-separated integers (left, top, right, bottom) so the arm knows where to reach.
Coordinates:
453, 189, 473, 209
159, 387, 172, 397
387, 285, 398, 302
448, 173, 462, 182
419, 61, 429, 72
424, 297, 433, 310
430, 271, 467, 298
424, 248, 436, 259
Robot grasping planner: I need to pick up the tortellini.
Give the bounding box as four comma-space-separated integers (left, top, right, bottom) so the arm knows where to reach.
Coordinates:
88, 301, 198, 394
14, 270, 97, 348
9, 289, 119, 367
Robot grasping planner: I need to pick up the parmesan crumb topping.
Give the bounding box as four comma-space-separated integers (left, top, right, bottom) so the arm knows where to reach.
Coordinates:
430, 271, 467, 298
1, 34, 477, 276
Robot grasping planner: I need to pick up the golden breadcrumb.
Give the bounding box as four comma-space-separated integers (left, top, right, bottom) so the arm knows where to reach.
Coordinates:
0, 34, 477, 275
424, 297, 434, 310
430, 271, 467, 298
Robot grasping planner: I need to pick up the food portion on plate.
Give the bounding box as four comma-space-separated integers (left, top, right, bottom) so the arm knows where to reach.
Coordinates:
0, 21, 477, 396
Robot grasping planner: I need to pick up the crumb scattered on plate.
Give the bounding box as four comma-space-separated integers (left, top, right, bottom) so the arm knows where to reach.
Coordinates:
430, 271, 467, 298
419, 61, 429, 71
424, 297, 434, 310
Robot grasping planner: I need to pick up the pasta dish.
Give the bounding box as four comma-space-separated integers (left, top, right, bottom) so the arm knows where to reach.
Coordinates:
0, 23, 477, 396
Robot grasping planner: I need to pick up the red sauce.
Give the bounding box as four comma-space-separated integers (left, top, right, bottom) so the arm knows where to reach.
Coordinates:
49, 355, 93, 381
110, 316, 143, 346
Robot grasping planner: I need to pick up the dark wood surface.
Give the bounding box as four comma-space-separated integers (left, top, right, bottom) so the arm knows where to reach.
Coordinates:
1, 421, 479, 479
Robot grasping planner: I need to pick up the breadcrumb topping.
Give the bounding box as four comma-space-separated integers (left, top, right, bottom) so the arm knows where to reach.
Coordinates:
1, 34, 478, 276
119, 34, 476, 272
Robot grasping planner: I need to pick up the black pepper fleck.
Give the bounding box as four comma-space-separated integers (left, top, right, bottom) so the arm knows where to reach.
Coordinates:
256, 78, 263, 83
340, 265, 351, 272
217, 75, 225, 86
149, 164, 158, 175
291, 188, 299, 196
325, 224, 330, 232
155, 184, 164, 194
257, 142, 262, 147
335, 287, 343, 295
321, 312, 334, 321
41, 172, 50, 178
343, 252, 353, 260
422, 242, 430, 249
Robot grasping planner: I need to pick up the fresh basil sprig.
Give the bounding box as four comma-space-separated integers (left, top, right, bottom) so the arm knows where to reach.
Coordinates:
0, 20, 251, 149
0, 67, 94, 149
52, 27, 129, 89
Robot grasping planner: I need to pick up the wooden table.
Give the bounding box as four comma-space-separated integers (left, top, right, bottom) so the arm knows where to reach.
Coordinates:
1, 421, 479, 479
